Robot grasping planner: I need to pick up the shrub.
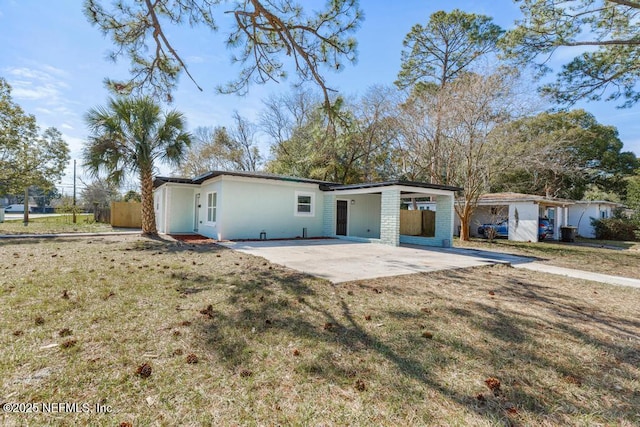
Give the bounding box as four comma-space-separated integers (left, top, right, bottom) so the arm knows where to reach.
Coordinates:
591, 217, 639, 241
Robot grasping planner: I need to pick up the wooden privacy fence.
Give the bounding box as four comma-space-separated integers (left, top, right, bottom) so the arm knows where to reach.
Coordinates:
400, 210, 436, 237
111, 201, 142, 228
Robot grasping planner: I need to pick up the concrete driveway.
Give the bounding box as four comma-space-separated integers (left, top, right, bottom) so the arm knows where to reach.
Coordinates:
218, 239, 534, 283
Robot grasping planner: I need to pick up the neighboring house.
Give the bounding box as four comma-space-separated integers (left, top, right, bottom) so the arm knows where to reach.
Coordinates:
567, 200, 622, 238
455, 192, 574, 242
153, 171, 460, 247
404, 199, 437, 211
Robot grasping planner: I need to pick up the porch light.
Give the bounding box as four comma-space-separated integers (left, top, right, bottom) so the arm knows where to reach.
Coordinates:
351, 200, 355, 205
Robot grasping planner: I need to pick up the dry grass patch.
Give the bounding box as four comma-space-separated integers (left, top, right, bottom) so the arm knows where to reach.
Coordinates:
0, 214, 114, 235
0, 235, 638, 425
457, 237, 640, 279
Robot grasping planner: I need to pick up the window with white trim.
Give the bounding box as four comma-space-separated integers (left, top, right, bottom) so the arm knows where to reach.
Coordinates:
295, 191, 315, 216
206, 192, 217, 223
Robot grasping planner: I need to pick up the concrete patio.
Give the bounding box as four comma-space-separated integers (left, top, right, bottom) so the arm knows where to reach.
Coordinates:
218, 239, 533, 283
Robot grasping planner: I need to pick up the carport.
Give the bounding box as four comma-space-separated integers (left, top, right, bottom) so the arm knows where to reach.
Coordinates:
457, 192, 574, 241
320, 181, 461, 247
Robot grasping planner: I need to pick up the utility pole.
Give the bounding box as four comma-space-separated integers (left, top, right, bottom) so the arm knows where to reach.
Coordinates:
72, 159, 77, 224
23, 187, 29, 226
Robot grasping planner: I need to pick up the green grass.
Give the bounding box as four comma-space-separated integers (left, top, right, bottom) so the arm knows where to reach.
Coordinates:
1, 235, 638, 425
456, 237, 640, 279
0, 214, 116, 234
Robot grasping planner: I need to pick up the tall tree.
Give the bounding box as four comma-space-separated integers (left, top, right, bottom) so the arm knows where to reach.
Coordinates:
178, 112, 262, 176
83, 0, 361, 109
0, 78, 70, 223
80, 178, 122, 211
227, 112, 262, 172
627, 171, 640, 222
30, 186, 62, 211
260, 88, 321, 148
84, 97, 191, 235
265, 86, 399, 183
443, 69, 524, 240
396, 9, 504, 90
396, 9, 504, 182
503, 0, 640, 107
348, 85, 400, 182
491, 110, 639, 199
396, 68, 525, 240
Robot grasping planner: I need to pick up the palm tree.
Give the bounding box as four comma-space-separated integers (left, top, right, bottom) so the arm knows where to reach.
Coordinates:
84, 97, 191, 235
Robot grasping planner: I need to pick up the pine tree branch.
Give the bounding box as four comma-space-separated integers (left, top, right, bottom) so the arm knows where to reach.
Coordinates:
143, 0, 203, 92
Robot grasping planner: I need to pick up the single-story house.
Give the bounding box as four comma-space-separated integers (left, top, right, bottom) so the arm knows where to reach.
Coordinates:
455, 192, 574, 242
567, 200, 622, 238
153, 171, 461, 247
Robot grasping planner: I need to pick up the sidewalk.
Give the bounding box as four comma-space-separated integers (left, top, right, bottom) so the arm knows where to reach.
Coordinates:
446, 246, 640, 289
514, 262, 640, 289
0, 230, 142, 239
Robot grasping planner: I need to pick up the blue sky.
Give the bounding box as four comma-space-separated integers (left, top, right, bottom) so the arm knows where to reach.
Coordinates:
1, 1, 638, 193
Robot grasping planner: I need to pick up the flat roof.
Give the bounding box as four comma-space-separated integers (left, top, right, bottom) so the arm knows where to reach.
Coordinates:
155, 172, 461, 192
573, 200, 622, 206
321, 180, 462, 192
154, 170, 336, 188
476, 192, 573, 206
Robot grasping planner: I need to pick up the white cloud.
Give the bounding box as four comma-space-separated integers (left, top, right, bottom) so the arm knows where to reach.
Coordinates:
60, 123, 74, 130
186, 55, 205, 64
12, 85, 61, 101
5, 66, 70, 92
61, 133, 86, 158
4, 65, 75, 119
40, 64, 68, 78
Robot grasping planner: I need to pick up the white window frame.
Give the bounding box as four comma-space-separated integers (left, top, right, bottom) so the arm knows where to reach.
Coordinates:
294, 191, 315, 217
206, 192, 217, 224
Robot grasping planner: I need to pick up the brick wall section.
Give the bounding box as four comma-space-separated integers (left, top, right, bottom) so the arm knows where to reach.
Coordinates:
322, 194, 335, 236
400, 194, 454, 247
380, 189, 401, 246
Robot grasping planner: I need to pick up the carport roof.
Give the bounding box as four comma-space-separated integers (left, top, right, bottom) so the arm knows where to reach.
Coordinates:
320, 180, 461, 192
476, 192, 574, 206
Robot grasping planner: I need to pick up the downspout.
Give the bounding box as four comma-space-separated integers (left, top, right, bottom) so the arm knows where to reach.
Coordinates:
194, 192, 200, 232
163, 185, 170, 234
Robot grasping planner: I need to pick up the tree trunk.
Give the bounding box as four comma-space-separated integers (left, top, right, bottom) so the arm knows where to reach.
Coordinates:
459, 202, 472, 241
23, 187, 29, 225
140, 166, 157, 236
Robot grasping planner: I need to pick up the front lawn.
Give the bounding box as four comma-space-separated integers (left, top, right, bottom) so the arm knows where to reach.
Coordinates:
1, 236, 638, 425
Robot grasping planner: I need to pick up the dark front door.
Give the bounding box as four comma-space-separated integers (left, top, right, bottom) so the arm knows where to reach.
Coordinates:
336, 200, 348, 236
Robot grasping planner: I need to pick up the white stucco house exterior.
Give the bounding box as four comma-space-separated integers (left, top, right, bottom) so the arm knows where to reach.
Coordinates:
153, 171, 461, 247
454, 192, 574, 242
567, 200, 622, 238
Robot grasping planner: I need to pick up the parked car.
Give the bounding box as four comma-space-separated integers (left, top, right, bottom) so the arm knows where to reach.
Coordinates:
477, 219, 508, 238
478, 218, 555, 240
539, 218, 554, 240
